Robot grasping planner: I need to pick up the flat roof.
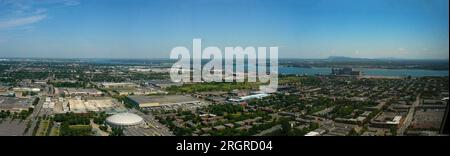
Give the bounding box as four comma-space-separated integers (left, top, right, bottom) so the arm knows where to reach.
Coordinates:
0, 97, 33, 109
305, 131, 320, 136
128, 95, 199, 105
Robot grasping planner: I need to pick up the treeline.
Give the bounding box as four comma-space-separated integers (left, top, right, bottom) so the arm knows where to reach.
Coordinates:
167, 82, 260, 93
89, 73, 126, 82
330, 100, 377, 119
114, 95, 137, 109
109, 127, 124, 136
55, 112, 92, 136
22, 91, 38, 96
0, 77, 16, 84
266, 118, 320, 136
8, 71, 50, 80
0, 110, 11, 118
60, 123, 92, 136
32, 97, 40, 106
54, 112, 90, 125
208, 104, 244, 116
0, 108, 33, 120
248, 94, 316, 110
157, 116, 193, 136
206, 117, 314, 136
224, 110, 271, 123
51, 81, 87, 88
93, 112, 108, 125
128, 72, 169, 80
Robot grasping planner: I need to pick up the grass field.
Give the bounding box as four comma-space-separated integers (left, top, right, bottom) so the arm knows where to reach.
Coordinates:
69, 125, 92, 130
35, 120, 50, 136
49, 126, 60, 136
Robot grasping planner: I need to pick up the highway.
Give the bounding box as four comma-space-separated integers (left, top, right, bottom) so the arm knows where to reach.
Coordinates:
397, 94, 420, 136
24, 96, 44, 136
24, 85, 54, 136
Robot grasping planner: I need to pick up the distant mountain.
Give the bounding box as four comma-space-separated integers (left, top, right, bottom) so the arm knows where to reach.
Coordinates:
374, 57, 405, 60
327, 56, 448, 61
327, 56, 371, 61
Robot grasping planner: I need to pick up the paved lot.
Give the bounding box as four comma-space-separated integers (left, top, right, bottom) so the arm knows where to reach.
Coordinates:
0, 118, 27, 136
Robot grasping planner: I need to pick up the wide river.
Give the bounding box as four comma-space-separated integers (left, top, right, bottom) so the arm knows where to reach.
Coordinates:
279, 67, 449, 77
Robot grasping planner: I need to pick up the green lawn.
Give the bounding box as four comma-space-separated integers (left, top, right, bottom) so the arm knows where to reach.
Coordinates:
49, 126, 60, 136
69, 125, 91, 129
35, 120, 50, 136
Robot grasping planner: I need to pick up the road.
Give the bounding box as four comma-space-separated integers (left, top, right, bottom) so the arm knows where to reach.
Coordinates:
131, 109, 173, 136
24, 96, 45, 136
24, 86, 55, 136
397, 94, 420, 136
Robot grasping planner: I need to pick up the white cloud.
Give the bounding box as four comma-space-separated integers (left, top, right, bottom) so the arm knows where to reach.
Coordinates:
397, 48, 408, 55
330, 49, 336, 54
38, 0, 80, 7
0, 0, 80, 30
35, 8, 48, 14
0, 15, 46, 29
62, 0, 80, 6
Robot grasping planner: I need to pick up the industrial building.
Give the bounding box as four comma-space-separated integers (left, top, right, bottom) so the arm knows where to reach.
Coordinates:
61, 88, 103, 97
100, 82, 139, 88
228, 93, 270, 102
42, 97, 55, 109
0, 97, 34, 112
112, 87, 164, 96
67, 97, 121, 113
370, 111, 406, 128
128, 95, 201, 108
147, 80, 182, 89
12, 87, 41, 92
106, 112, 145, 128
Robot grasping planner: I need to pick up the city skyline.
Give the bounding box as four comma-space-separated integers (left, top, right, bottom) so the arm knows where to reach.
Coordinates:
0, 0, 449, 59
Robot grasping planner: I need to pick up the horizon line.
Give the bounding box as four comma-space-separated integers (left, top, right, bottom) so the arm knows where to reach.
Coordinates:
1, 56, 449, 61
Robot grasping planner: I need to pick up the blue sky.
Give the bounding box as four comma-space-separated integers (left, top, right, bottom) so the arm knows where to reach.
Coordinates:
0, 0, 448, 59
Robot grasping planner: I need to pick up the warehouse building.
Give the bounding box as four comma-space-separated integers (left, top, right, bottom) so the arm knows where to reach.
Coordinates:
0, 97, 34, 112
228, 93, 270, 102
67, 97, 121, 113
128, 95, 201, 108
100, 82, 139, 88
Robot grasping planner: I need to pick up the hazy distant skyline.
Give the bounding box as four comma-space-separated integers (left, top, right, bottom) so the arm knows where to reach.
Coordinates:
0, 0, 448, 59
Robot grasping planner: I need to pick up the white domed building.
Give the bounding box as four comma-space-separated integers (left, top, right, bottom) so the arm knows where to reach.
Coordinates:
106, 112, 145, 128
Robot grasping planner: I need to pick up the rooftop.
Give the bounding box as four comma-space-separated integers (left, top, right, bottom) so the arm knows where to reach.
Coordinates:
128, 95, 199, 105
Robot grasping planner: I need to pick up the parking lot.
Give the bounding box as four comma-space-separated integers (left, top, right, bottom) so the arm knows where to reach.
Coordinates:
0, 118, 27, 136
